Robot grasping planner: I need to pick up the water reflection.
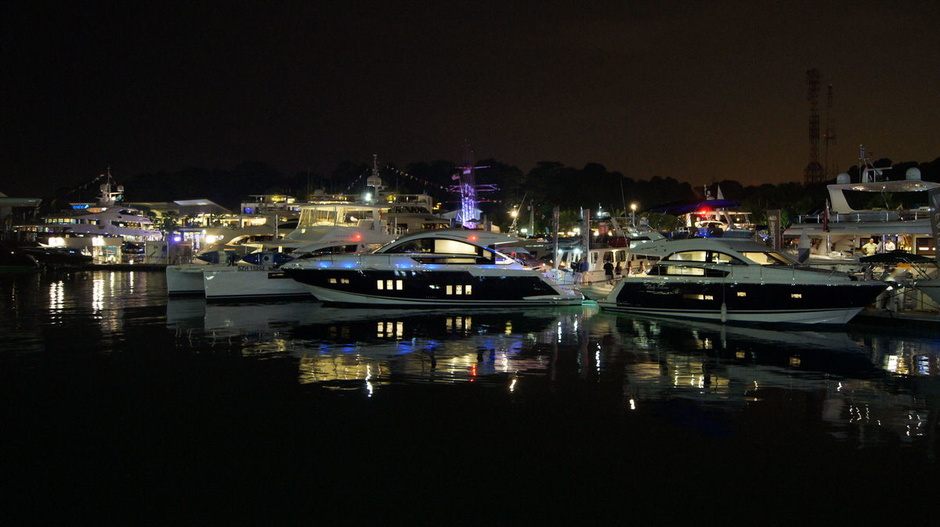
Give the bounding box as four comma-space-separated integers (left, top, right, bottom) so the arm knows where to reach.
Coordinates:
168, 298, 571, 389
592, 313, 940, 450
2, 270, 937, 455
167, 297, 940, 452
1, 271, 167, 353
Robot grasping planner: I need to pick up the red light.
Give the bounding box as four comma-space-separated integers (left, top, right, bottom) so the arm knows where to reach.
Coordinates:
698, 207, 711, 213
468, 234, 478, 242
352, 233, 362, 241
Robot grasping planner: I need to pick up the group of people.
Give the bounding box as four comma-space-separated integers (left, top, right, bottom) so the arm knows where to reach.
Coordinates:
603, 260, 623, 284
569, 258, 625, 285
861, 237, 897, 256
569, 259, 589, 285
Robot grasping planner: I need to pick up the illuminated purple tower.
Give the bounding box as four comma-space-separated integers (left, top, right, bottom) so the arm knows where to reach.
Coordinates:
450, 142, 496, 229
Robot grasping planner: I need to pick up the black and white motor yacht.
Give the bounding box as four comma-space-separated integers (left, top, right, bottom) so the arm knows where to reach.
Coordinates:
281, 229, 583, 306
596, 237, 887, 325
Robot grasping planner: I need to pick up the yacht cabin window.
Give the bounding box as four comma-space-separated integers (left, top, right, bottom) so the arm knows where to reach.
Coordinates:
663, 250, 744, 265
739, 251, 791, 265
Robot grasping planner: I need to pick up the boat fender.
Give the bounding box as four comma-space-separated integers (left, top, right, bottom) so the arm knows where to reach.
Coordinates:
720, 302, 727, 323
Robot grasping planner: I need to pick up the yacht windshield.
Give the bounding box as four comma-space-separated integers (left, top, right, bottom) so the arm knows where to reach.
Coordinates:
380, 236, 517, 265
740, 251, 792, 265
662, 250, 744, 265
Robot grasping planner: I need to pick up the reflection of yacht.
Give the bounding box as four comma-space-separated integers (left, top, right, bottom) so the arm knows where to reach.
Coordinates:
784, 145, 940, 267
602, 312, 880, 396
282, 229, 583, 306
166, 298, 572, 386
597, 237, 886, 324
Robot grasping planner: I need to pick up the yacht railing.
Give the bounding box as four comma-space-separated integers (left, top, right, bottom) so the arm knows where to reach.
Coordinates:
794, 209, 933, 224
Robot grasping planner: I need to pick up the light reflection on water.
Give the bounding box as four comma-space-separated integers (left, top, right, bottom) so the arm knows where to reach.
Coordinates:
168, 301, 940, 443
2, 270, 939, 453
1, 270, 169, 353
165, 295, 940, 451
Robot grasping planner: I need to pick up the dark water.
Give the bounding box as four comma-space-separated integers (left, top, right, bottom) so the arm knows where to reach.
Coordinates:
2, 270, 939, 524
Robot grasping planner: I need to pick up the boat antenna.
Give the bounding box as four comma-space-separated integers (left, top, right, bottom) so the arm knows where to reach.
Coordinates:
365, 154, 385, 202
620, 180, 626, 216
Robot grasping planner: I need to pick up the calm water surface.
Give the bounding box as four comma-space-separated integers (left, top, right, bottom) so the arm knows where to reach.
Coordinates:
2, 270, 939, 524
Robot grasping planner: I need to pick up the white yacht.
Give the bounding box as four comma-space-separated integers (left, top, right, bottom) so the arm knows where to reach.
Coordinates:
553, 211, 666, 287
165, 224, 289, 295
202, 227, 395, 300
167, 190, 397, 296
201, 179, 450, 299
197, 193, 405, 300
281, 229, 583, 306
171, 156, 453, 298
856, 250, 940, 312
784, 145, 939, 268
15, 170, 162, 264
663, 185, 757, 240
596, 237, 886, 325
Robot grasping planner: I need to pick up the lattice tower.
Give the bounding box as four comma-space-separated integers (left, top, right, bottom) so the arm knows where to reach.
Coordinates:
803, 68, 826, 185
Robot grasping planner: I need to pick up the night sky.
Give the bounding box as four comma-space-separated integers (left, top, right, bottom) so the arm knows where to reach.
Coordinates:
3, 1, 939, 198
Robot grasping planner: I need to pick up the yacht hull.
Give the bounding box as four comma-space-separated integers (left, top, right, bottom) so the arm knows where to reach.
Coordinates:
599, 280, 886, 325
283, 268, 582, 307
166, 264, 209, 295
203, 267, 312, 300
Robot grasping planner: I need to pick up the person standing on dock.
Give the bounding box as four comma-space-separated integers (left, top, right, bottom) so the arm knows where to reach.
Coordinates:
604, 260, 614, 284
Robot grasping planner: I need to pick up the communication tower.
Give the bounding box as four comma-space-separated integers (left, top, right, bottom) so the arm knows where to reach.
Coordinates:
823, 84, 837, 177
803, 68, 826, 185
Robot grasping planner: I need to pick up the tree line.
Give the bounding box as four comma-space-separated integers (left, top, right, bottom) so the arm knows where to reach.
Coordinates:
46, 156, 940, 234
